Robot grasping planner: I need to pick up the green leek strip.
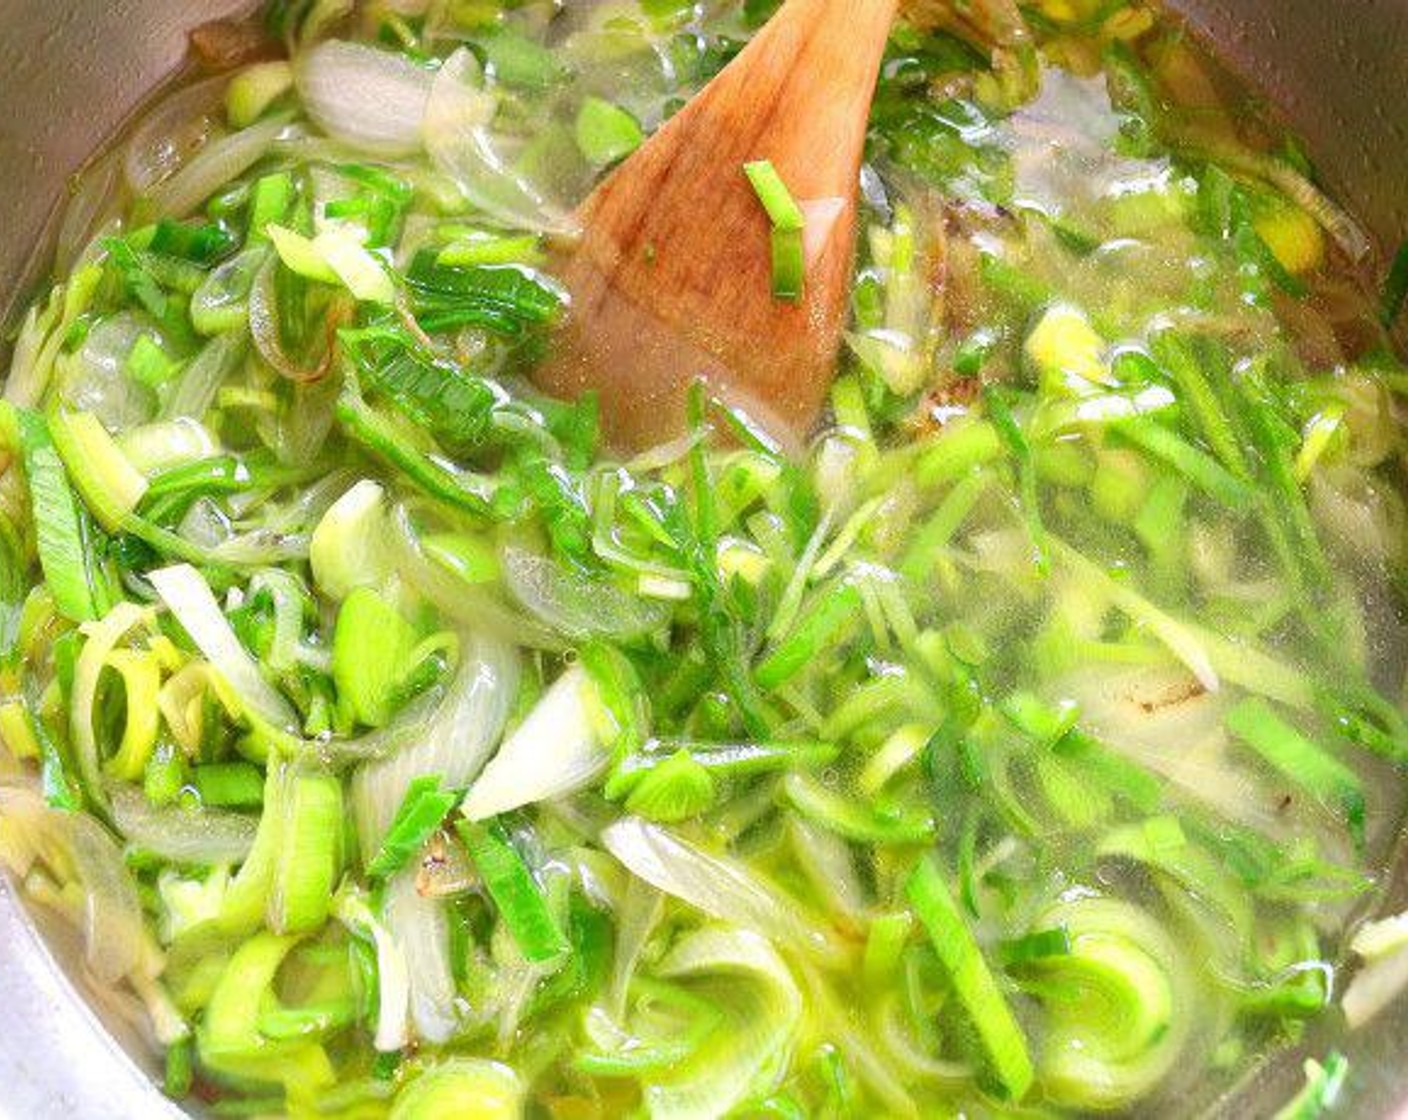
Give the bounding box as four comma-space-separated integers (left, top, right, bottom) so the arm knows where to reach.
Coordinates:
194, 762, 266, 808
1036, 753, 1114, 827
998, 926, 1072, 967
456, 819, 568, 964
755, 582, 863, 690
623, 749, 716, 823
604, 739, 839, 799
1000, 691, 1079, 748
268, 770, 343, 935
578, 641, 648, 762
1110, 415, 1255, 508
1224, 698, 1366, 849
898, 470, 990, 582
31, 707, 82, 811
366, 775, 457, 880
1274, 1052, 1349, 1120
912, 420, 1003, 489
770, 227, 805, 302
862, 911, 913, 986
906, 856, 1034, 1100
980, 251, 1052, 310
258, 1000, 358, 1041
1148, 332, 1252, 481
125, 334, 181, 388
404, 254, 565, 337
47, 410, 217, 567
335, 387, 494, 517
781, 773, 934, 845
10, 406, 103, 622
332, 587, 419, 727
164, 1036, 195, 1098
744, 159, 807, 302
1236, 373, 1334, 602
575, 1038, 702, 1077
1053, 732, 1163, 813
744, 160, 806, 231
984, 385, 1048, 573
247, 172, 295, 244
574, 97, 644, 167
1319, 687, 1408, 764
437, 232, 542, 268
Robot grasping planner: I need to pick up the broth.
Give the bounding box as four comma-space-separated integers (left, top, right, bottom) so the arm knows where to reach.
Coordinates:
0, 1, 1406, 1117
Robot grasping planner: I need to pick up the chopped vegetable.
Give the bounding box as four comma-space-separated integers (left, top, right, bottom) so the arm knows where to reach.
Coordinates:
0, 6, 1403, 1118
745, 159, 807, 301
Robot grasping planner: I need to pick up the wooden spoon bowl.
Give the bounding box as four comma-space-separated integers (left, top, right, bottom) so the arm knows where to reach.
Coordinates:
534, 0, 899, 450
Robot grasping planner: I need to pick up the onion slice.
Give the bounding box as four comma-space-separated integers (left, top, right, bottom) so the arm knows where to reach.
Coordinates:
298, 40, 434, 156
503, 546, 671, 640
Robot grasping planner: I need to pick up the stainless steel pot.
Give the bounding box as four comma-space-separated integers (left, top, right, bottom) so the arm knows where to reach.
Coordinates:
0, 1, 1405, 1115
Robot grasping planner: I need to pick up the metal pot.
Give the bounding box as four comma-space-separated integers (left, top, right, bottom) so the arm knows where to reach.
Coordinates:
0, 1, 1405, 1115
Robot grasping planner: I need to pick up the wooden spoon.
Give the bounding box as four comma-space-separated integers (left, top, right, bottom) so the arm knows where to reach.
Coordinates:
534, 0, 899, 450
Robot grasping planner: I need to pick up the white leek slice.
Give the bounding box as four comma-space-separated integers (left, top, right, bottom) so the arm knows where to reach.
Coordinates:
600, 817, 836, 956
646, 928, 802, 1120
1353, 911, 1408, 960
333, 887, 411, 1052
314, 226, 396, 303
49, 410, 149, 532
148, 563, 298, 731
118, 417, 218, 474
309, 479, 392, 600
267, 224, 340, 285
268, 223, 393, 303
384, 869, 460, 1043
0, 785, 147, 984
388, 1058, 523, 1119
71, 601, 150, 800
1343, 908, 1408, 1028
352, 632, 518, 860
460, 665, 605, 821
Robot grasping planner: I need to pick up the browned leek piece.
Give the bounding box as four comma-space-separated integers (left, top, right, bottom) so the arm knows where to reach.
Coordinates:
533, 0, 899, 450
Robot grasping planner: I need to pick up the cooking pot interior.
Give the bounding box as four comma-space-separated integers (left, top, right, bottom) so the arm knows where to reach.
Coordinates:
0, 1, 1405, 1115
